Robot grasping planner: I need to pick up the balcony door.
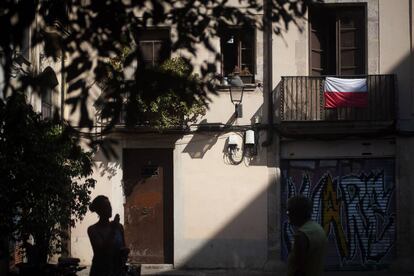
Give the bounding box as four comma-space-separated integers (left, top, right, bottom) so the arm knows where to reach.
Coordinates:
309, 5, 366, 76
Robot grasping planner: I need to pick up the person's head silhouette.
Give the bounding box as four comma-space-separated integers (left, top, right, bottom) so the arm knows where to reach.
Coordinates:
286, 195, 312, 227
89, 195, 112, 221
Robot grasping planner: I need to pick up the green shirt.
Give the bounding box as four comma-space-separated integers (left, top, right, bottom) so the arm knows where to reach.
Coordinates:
287, 220, 328, 276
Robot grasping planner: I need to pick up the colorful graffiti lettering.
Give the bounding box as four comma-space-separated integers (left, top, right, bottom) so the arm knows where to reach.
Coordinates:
281, 159, 396, 269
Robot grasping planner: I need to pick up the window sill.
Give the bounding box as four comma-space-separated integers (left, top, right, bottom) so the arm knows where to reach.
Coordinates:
216, 83, 257, 92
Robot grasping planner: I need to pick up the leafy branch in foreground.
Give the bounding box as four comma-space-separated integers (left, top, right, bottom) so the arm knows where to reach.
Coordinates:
98, 55, 206, 130
1, 0, 314, 136
0, 92, 95, 265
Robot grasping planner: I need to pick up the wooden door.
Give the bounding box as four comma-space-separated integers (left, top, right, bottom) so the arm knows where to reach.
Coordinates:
123, 148, 173, 264
337, 8, 365, 75
309, 5, 365, 76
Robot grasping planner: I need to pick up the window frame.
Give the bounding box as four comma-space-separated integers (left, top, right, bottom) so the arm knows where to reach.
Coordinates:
220, 26, 256, 84
308, 3, 367, 76
136, 28, 171, 68
41, 88, 53, 119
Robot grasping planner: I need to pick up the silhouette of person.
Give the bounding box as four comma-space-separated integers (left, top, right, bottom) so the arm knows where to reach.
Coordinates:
88, 195, 129, 276
286, 196, 327, 276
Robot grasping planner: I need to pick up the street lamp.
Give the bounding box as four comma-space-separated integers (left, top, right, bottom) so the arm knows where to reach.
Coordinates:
228, 75, 245, 118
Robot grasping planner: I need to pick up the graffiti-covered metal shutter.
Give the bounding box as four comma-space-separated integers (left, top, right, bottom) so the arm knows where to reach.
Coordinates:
281, 158, 396, 270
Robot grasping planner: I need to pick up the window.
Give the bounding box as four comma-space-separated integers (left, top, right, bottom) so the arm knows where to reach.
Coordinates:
41, 89, 52, 119
136, 29, 171, 67
309, 5, 366, 76
220, 27, 255, 83
39, 66, 58, 119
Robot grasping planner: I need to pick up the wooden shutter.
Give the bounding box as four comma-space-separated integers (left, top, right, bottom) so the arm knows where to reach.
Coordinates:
310, 7, 327, 76
137, 29, 171, 67
240, 28, 255, 78
309, 5, 365, 76
220, 27, 255, 82
337, 8, 365, 75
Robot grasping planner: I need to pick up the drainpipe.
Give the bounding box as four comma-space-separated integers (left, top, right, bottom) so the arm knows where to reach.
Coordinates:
262, 0, 274, 147
410, 0, 414, 116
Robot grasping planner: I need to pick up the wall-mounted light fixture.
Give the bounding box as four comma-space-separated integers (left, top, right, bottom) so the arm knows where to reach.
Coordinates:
226, 129, 258, 165
228, 75, 245, 118
244, 129, 257, 156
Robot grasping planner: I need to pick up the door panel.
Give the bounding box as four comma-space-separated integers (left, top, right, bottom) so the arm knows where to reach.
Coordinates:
123, 148, 173, 264
309, 5, 365, 76
338, 8, 365, 75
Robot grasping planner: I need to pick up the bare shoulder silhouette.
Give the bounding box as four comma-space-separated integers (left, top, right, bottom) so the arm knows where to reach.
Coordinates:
88, 195, 128, 276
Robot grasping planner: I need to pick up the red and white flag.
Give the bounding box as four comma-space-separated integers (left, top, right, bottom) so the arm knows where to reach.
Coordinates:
324, 77, 368, 108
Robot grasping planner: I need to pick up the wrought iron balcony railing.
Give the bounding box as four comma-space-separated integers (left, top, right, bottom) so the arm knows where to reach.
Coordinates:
279, 75, 396, 122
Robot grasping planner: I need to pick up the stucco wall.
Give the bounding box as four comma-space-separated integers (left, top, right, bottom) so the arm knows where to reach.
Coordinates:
379, 0, 414, 270
273, 0, 380, 87
71, 132, 271, 268
272, 15, 307, 86
174, 132, 270, 268
69, 0, 414, 270
272, 0, 414, 271
379, 0, 413, 126
70, 147, 124, 265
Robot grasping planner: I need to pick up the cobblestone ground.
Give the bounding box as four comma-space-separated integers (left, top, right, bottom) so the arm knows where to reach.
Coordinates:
78, 266, 414, 276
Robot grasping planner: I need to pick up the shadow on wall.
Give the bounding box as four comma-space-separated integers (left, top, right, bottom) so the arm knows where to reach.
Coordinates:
271, 83, 281, 123
183, 102, 267, 167
389, 50, 414, 129
250, 102, 263, 126
182, 116, 235, 159
181, 132, 220, 159
97, 160, 120, 180
172, 182, 274, 270
91, 143, 276, 270
272, 48, 413, 125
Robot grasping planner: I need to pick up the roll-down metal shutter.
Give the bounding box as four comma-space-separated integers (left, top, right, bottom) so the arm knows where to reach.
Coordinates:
281, 158, 396, 270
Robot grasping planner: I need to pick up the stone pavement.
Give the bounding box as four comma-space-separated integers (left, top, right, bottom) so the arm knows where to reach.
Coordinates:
78, 265, 414, 276
136, 270, 413, 276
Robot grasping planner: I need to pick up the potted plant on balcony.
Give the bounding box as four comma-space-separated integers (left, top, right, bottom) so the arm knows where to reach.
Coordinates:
229, 66, 253, 84
239, 66, 254, 84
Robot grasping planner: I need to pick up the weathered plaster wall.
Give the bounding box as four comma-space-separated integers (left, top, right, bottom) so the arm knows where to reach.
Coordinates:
281, 139, 395, 159
270, 0, 414, 271
70, 147, 124, 264
272, 17, 307, 86
174, 132, 269, 268
198, 88, 264, 125
379, 0, 413, 125
71, 132, 271, 268
379, 0, 414, 270
273, 0, 380, 86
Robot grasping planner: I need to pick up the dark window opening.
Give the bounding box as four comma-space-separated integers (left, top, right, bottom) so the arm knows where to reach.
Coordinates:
41, 89, 52, 119
309, 5, 366, 76
220, 27, 255, 84
136, 29, 171, 68
40, 66, 58, 119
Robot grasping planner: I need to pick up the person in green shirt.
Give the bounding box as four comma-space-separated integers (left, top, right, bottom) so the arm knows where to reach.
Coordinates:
287, 196, 328, 276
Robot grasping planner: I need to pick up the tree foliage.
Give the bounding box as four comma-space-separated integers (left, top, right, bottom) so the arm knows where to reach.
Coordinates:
0, 92, 95, 264
100, 56, 206, 129
0, 0, 313, 142
0, 0, 313, 264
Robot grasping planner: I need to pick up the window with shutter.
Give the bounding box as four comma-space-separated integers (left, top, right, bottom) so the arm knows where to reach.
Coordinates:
41, 88, 52, 119
136, 29, 171, 68
220, 27, 255, 83
309, 5, 366, 76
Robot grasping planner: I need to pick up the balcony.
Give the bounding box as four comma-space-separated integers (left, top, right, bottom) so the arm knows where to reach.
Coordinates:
277, 75, 396, 136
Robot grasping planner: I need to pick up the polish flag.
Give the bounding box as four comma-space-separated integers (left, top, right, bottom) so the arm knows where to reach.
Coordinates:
324, 77, 368, 108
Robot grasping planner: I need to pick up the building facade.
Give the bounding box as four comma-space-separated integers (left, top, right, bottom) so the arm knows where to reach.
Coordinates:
7, 0, 413, 272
